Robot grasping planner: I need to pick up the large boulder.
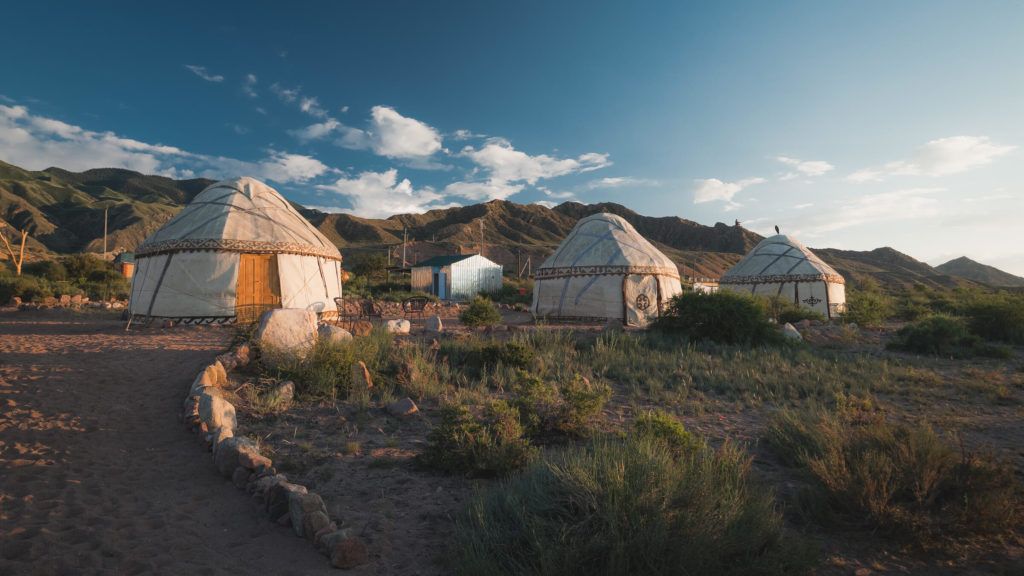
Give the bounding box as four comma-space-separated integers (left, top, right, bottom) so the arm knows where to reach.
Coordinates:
782, 322, 803, 341
199, 389, 236, 432
318, 324, 353, 344
254, 309, 318, 366
385, 319, 410, 335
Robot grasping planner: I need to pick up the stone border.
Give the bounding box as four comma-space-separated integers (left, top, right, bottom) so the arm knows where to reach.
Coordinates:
180, 343, 368, 570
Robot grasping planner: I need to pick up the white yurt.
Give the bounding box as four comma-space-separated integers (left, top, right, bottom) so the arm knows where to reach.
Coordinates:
128, 177, 343, 323
531, 213, 683, 327
719, 234, 845, 318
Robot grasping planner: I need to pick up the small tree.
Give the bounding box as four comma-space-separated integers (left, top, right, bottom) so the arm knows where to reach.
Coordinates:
460, 296, 503, 327
0, 226, 28, 276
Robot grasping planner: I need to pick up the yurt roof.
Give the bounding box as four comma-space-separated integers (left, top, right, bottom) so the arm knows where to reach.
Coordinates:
536, 213, 679, 280
720, 234, 843, 284
136, 177, 341, 261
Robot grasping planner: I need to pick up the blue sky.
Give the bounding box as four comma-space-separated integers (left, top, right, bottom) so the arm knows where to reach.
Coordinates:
2, 1, 1022, 273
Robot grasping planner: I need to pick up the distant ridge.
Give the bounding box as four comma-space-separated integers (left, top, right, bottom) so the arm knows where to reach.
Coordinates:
935, 256, 1024, 287
0, 159, 985, 291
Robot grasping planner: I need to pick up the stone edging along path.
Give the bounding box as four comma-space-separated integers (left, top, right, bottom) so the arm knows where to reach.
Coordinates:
180, 343, 368, 570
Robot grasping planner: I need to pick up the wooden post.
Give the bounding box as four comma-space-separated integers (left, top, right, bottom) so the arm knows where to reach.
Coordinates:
0, 228, 28, 276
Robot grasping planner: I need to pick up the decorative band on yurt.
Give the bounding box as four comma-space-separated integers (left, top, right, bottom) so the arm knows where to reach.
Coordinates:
536, 265, 681, 280
719, 273, 845, 285
135, 238, 342, 260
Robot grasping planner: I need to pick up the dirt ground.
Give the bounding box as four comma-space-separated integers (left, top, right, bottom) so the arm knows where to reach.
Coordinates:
0, 310, 334, 576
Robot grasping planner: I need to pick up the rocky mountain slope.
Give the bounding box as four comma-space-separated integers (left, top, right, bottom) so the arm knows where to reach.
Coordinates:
0, 159, 1006, 290
935, 256, 1024, 287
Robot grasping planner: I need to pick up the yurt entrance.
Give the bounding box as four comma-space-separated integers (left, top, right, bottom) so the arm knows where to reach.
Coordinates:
236, 253, 281, 323
623, 274, 660, 327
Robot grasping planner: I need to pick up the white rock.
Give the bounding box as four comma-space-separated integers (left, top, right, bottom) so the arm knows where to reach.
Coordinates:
424, 315, 444, 333
318, 324, 353, 343
385, 319, 411, 335
782, 322, 803, 341
199, 389, 237, 432
254, 309, 318, 367
387, 397, 419, 417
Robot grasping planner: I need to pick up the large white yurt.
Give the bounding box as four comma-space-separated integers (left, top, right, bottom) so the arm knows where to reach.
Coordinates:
531, 213, 683, 327
129, 177, 343, 324
719, 234, 845, 318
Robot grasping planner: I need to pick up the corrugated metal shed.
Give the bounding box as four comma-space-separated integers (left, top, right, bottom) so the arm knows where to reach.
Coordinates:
411, 253, 502, 301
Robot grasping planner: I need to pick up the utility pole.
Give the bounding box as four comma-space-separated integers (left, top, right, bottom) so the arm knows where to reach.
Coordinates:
103, 206, 109, 258
402, 227, 408, 267
479, 220, 484, 256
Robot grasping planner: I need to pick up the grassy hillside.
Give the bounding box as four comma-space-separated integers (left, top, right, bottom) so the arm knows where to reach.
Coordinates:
936, 256, 1024, 287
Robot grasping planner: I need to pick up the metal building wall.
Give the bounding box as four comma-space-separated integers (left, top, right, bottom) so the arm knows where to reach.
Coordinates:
448, 255, 503, 301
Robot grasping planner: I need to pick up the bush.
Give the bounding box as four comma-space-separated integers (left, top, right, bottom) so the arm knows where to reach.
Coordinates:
634, 410, 700, 452
656, 291, 779, 345
22, 260, 68, 282
0, 273, 53, 302
273, 329, 393, 400
843, 288, 894, 327
481, 340, 534, 369
419, 401, 537, 476
460, 296, 502, 327
766, 407, 1019, 541
966, 298, 1024, 344
454, 435, 810, 576
887, 315, 1008, 358
764, 296, 827, 325
490, 277, 534, 305
513, 373, 611, 438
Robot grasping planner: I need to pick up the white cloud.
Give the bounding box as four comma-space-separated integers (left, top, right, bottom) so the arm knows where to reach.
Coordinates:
452, 129, 485, 140
848, 136, 1015, 182
243, 74, 258, 98
539, 186, 575, 199
776, 156, 834, 180
692, 177, 766, 205
340, 105, 349, 113
0, 102, 328, 185
460, 139, 610, 184
534, 200, 558, 208
270, 83, 300, 103
806, 188, 943, 236
289, 118, 341, 142
336, 106, 443, 160
184, 65, 224, 83
585, 176, 659, 190
316, 169, 453, 218
299, 96, 327, 118
443, 179, 524, 201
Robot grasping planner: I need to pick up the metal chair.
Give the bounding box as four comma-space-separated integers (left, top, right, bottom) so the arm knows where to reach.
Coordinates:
402, 296, 429, 318
360, 299, 383, 324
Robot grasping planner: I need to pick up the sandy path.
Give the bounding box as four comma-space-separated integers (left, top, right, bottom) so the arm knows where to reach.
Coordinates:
0, 311, 332, 576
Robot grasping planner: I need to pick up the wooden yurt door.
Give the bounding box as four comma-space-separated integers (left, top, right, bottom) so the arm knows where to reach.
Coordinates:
236, 253, 281, 323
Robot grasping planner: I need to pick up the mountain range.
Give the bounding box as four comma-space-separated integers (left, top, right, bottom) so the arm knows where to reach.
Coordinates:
2, 159, 1021, 290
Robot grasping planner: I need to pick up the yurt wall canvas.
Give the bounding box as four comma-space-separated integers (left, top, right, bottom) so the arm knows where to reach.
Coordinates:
128, 177, 343, 324
531, 213, 683, 327
718, 234, 845, 319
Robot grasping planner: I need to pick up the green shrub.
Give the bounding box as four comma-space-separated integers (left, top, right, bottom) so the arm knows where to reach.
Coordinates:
634, 409, 700, 452
843, 288, 894, 327
490, 277, 534, 305
0, 273, 53, 302
966, 298, 1024, 344
766, 408, 1019, 541
480, 340, 534, 369
454, 435, 810, 576
22, 260, 68, 282
887, 315, 1008, 358
273, 329, 393, 400
513, 373, 611, 438
656, 291, 779, 345
764, 295, 827, 325
419, 401, 537, 476
460, 296, 502, 327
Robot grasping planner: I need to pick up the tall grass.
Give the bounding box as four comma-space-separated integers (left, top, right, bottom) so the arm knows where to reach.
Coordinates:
454, 434, 812, 576
765, 406, 1019, 542
273, 328, 393, 401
